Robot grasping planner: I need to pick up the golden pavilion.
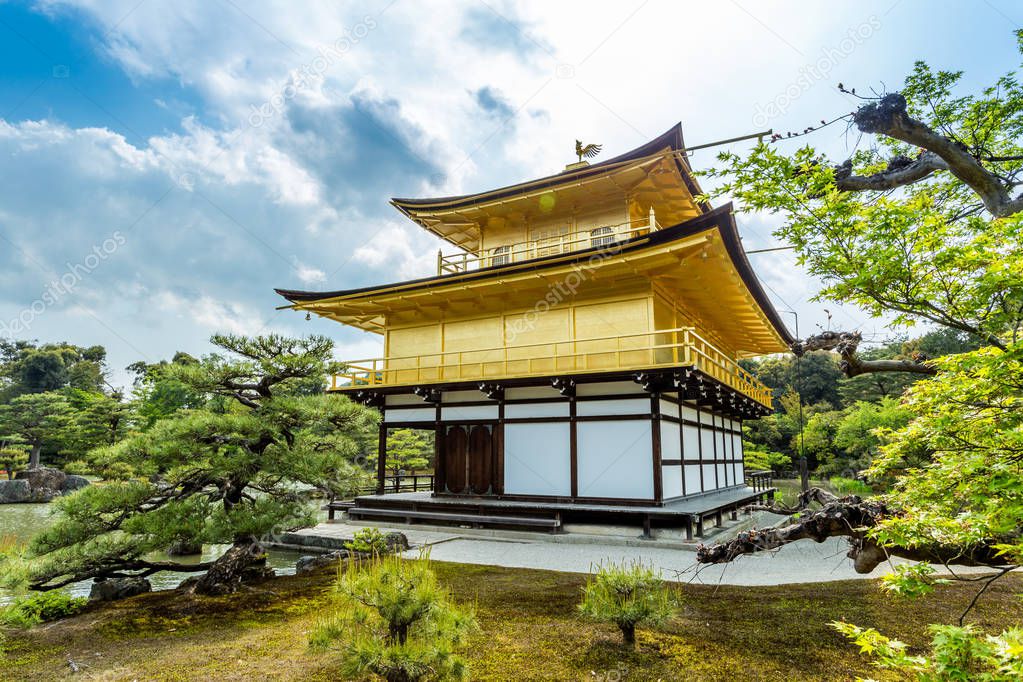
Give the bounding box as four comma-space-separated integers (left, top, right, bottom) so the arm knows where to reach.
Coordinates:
277, 124, 791, 537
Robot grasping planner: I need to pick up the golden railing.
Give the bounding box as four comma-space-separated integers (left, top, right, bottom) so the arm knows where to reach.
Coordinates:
331, 326, 773, 407
437, 214, 661, 275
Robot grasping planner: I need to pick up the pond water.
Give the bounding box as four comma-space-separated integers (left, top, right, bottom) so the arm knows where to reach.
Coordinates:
0, 501, 308, 603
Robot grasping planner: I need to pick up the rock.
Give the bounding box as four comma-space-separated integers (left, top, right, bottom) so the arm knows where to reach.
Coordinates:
0, 479, 32, 504
167, 540, 203, 556
296, 549, 350, 574
89, 576, 152, 602
15, 467, 67, 493
60, 475, 91, 494
384, 532, 410, 552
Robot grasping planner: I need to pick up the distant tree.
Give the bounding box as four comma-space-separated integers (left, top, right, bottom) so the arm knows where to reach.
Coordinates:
0, 393, 74, 469
386, 429, 432, 477
63, 389, 133, 455
0, 342, 108, 400
799, 409, 844, 472
3, 335, 377, 595
127, 352, 208, 427
310, 554, 478, 682
832, 398, 917, 474
742, 443, 791, 473
0, 444, 29, 480
743, 351, 844, 409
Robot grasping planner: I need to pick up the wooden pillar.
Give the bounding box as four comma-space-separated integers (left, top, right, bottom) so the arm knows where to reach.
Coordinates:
376, 421, 387, 496
650, 393, 663, 503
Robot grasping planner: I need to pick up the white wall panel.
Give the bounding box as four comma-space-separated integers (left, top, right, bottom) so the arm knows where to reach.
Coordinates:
660, 420, 681, 459
659, 399, 680, 418
685, 465, 703, 494
503, 423, 571, 496
702, 464, 717, 489
683, 425, 700, 460
701, 428, 718, 459
576, 381, 645, 397
383, 407, 435, 423
385, 395, 426, 407
505, 386, 562, 400
661, 465, 683, 499
716, 464, 728, 487
733, 463, 744, 485
504, 402, 570, 419
577, 420, 653, 499
576, 398, 650, 417
681, 404, 699, 421
442, 390, 494, 404
440, 405, 499, 421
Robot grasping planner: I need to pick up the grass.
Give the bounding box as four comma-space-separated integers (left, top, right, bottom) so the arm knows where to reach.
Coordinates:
1, 561, 1021, 681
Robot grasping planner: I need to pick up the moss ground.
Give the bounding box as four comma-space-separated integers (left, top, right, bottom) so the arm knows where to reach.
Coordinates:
2, 561, 1021, 681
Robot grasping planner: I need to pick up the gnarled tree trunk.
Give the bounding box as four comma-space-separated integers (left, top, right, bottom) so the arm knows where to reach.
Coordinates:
184, 537, 273, 596
696, 489, 1016, 573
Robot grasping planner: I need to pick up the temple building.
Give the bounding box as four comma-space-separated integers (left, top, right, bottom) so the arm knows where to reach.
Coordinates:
276, 124, 792, 537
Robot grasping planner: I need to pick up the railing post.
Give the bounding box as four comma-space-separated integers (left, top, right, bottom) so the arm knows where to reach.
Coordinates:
649, 206, 657, 230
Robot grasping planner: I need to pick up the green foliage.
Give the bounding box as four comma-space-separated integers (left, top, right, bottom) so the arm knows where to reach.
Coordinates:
345, 527, 390, 555
6, 334, 378, 592
742, 442, 791, 473
578, 561, 676, 648
310, 554, 478, 682
0, 340, 108, 400
827, 476, 872, 497
867, 345, 1023, 566
385, 429, 433, 476
1, 590, 87, 628
0, 444, 29, 479
832, 621, 1023, 681
879, 563, 949, 599
742, 351, 844, 410
0, 392, 74, 468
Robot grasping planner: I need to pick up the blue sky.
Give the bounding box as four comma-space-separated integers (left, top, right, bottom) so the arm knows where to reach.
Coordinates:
0, 0, 1020, 388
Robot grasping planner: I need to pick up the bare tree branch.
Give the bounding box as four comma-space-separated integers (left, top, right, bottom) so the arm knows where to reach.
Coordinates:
792, 331, 937, 377
850, 93, 1023, 218
835, 152, 949, 192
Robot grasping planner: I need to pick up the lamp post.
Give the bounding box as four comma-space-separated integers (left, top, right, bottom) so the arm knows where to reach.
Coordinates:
781, 309, 809, 492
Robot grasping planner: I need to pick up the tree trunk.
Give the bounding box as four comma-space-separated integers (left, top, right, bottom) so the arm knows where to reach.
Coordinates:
28, 443, 41, 470
620, 623, 636, 648
185, 538, 271, 596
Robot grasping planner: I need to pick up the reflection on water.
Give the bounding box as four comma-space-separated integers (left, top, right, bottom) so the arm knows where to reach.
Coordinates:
0, 502, 307, 603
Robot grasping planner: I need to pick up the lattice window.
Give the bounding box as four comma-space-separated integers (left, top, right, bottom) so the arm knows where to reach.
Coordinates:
590, 225, 615, 248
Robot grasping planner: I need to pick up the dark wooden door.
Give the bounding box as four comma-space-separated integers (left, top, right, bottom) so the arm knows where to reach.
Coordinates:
468, 425, 493, 494
444, 426, 468, 493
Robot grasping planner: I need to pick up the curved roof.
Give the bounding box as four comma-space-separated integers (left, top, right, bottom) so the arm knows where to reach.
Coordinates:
391, 122, 705, 217
276, 203, 795, 354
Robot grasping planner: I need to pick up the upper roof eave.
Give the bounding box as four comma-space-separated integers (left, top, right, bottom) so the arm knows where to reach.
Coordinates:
390, 123, 705, 218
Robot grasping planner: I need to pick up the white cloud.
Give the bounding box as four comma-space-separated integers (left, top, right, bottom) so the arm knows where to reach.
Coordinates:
5, 0, 964, 384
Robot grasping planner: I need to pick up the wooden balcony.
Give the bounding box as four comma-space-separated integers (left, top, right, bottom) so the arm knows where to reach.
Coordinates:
331, 326, 773, 407
436, 213, 661, 276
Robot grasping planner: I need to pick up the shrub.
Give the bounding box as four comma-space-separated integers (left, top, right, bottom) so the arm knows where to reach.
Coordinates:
832, 621, 1023, 681
1, 590, 87, 628
827, 476, 872, 496
578, 561, 676, 648
344, 527, 390, 555
310, 554, 477, 682
743, 442, 791, 473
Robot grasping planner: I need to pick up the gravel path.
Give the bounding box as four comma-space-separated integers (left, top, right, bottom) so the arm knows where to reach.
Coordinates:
406, 535, 998, 585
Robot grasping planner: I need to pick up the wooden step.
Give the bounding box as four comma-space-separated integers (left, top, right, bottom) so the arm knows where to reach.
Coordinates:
347, 506, 562, 531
